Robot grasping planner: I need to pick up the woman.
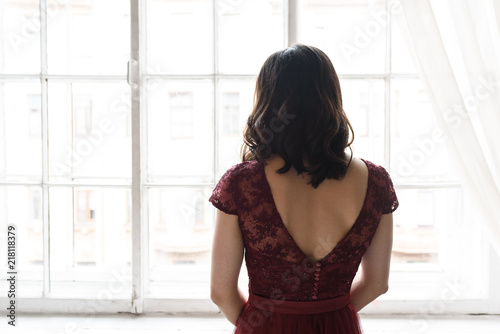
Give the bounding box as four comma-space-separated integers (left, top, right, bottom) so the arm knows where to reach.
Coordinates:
209, 44, 399, 333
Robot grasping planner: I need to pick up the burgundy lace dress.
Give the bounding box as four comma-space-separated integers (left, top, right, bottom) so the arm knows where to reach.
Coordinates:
209, 158, 399, 334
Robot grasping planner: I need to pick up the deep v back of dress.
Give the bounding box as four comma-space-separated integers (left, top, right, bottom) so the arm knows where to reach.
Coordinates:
209, 156, 398, 333
262, 155, 370, 261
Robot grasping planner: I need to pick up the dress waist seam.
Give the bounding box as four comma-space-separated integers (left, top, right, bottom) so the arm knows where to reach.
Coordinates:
248, 292, 351, 315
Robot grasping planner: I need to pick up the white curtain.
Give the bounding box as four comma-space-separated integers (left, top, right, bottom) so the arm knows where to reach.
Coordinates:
397, 0, 500, 256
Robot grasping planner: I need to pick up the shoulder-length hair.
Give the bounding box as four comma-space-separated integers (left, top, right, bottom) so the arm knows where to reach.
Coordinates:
241, 44, 355, 188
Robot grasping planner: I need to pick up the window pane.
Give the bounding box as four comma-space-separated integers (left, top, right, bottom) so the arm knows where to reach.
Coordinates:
147, 80, 214, 183
0, 81, 42, 181
0, 185, 43, 296
0, 0, 41, 74
388, 186, 487, 300
299, 0, 386, 74
47, 81, 131, 182
169, 91, 195, 139
217, 79, 385, 171
148, 186, 213, 297
218, 80, 256, 175
391, 12, 418, 73
391, 79, 460, 181
392, 188, 440, 264
49, 186, 132, 296
146, 0, 213, 74
218, 0, 284, 74
47, 0, 130, 75
221, 92, 240, 136
340, 79, 385, 164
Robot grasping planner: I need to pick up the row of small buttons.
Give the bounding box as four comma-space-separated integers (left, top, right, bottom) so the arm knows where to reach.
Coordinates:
312, 262, 321, 300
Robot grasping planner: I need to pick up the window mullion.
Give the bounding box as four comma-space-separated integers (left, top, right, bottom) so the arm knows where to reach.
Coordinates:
287, 0, 298, 46
0, 2, 3, 69
130, 0, 144, 314
140, 0, 150, 303
40, 0, 51, 297
384, 0, 392, 170
284, 0, 289, 47
213, 0, 218, 180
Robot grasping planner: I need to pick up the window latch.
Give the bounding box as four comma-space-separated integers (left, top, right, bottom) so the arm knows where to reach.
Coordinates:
127, 59, 138, 86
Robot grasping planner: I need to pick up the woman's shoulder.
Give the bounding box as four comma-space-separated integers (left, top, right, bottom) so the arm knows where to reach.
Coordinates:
355, 157, 396, 191
218, 160, 261, 179
352, 156, 399, 213
354, 157, 388, 175
348, 156, 396, 189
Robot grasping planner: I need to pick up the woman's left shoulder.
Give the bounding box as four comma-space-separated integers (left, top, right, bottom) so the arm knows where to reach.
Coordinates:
356, 157, 389, 175
219, 160, 260, 179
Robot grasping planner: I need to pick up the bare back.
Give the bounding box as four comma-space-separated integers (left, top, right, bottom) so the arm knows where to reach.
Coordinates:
263, 153, 369, 261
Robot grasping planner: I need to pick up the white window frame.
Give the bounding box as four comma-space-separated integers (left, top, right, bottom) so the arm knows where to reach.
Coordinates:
0, 0, 498, 315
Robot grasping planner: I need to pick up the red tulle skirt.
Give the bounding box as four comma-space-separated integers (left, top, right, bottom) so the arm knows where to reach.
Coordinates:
234, 293, 363, 334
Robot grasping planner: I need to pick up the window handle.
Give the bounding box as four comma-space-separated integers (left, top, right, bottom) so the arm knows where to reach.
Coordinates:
127, 59, 138, 86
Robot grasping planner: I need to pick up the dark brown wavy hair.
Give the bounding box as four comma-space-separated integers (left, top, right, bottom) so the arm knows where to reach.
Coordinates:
241, 44, 354, 188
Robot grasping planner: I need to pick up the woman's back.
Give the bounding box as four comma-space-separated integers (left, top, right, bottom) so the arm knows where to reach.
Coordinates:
263, 153, 369, 261
209, 44, 399, 334
209, 155, 397, 333
209, 156, 396, 298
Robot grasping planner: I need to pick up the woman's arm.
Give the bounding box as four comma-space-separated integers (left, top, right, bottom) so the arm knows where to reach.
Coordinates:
210, 209, 247, 325
349, 212, 393, 312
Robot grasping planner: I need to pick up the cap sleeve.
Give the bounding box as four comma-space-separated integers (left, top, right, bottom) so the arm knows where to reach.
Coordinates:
378, 166, 399, 214
208, 165, 240, 216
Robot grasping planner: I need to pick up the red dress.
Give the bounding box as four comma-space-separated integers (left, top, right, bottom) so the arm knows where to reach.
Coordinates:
209, 158, 399, 334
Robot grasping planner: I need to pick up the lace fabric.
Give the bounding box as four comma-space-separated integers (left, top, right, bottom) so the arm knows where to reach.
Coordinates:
209, 158, 399, 332
209, 159, 399, 334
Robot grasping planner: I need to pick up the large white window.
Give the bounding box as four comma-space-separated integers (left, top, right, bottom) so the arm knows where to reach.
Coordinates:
0, 0, 498, 315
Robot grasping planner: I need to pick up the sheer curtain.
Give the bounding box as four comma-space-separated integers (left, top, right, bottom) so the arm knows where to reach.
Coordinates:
396, 0, 500, 256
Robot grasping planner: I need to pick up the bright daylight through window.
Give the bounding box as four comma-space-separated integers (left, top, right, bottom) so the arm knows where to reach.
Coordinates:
0, 0, 497, 314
